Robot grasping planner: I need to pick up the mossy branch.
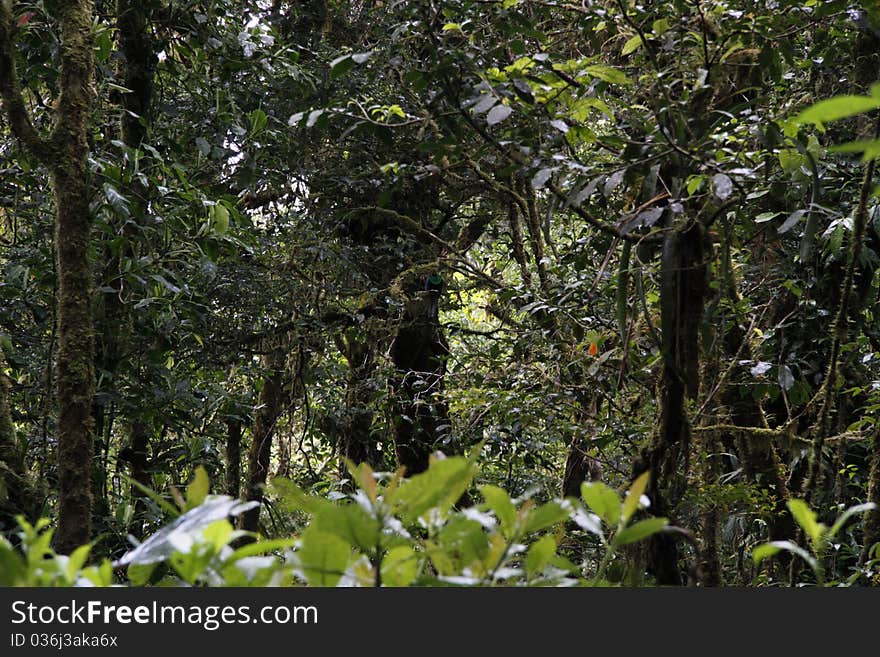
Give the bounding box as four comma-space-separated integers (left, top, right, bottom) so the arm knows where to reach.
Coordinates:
0, 4, 53, 161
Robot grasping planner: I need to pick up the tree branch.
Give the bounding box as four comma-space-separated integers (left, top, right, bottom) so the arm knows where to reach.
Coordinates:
0, 5, 52, 161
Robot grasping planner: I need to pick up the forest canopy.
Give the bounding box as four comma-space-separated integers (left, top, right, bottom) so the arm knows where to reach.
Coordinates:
1, 0, 880, 587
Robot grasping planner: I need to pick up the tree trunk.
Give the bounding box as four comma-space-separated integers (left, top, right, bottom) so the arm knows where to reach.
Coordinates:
225, 418, 242, 498
390, 279, 449, 476
116, 0, 155, 146
0, 358, 28, 529
635, 220, 706, 585
126, 418, 151, 537
338, 335, 380, 472
240, 350, 286, 534
50, 1, 97, 554
863, 427, 880, 563
0, 0, 97, 556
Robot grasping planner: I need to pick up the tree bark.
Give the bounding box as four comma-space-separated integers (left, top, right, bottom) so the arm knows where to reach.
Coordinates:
390, 280, 450, 476
0, 356, 28, 529
635, 220, 706, 585
0, 0, 97, 556
225, 418, 242, 498
338, 334, 380, 471
240, 350, 286, 534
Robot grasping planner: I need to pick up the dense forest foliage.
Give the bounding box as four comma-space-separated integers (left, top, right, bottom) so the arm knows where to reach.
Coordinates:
1, 0, 880, 587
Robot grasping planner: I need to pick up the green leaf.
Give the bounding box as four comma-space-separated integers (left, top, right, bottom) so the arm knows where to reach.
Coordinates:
612, 517, 668, 546
104, 184, 131, 217
480, 485, 516, 530
752, 540, 818, 572
186, 466, 210, 509
792, 95, 880, 127
522, 500, 569, 534
310, 503, 381, 552
652, 19, 670, 35
786, 499, 825, 545
248, 109, 267, 134
830, 139, 880, 161
202, 519, 234, 553
126, 563, 157, 586
392, 456, 476, 523
755, 211, 782, 223
622, 471, 650, 523
621, 34, 644, 56
297, 528, 350, 586
226, 537, 297, 563
828, 502, 876, 539
581, 481, 620, 526
211, 203, 230, 235
751, 542, 782, 565
487, 104, 513, 126
65, 544, 91, 582
585, 65, 631, 86
381, 545, 418, 587
124, 474, 180, 519
329, 54, 355, 79
524, 534, 556, 577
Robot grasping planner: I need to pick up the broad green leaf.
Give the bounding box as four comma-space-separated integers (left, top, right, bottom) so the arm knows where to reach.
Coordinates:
524, 534, 556, 577
186, 466, 210, 508
487, 103, 513, 126
786, 499, 825, 544
480, 484, 516, 530
531, 168, 554, 189
124, 474, 180, 519
248, 108, 267, 134
306, 109, 325, 128
585, 65, 631, 86
126, 563, 157, 586
393, 456, 476, 523
752, 542, 782, 565
310, 503, 381, 552
297, 528, 350, 586
777, 209, 806, 234
65, 544, 91, 582
621, 34, 644, 56
831, 139, 880, 161
114, 497, 257, 567
329, 54, 355, 79
381, 545, 418, 587
211, 203, 230, 235
752, 540, 818, 572
622, 471, 650, 523
431, 516, 488, 575
612, 517, 668, 546
581, 481, 620, 526
828, 502, 876, 539
652, 19, 670, 35
522, 500, 569, 533
792, 95, 880, 127
226, 537, 297, 563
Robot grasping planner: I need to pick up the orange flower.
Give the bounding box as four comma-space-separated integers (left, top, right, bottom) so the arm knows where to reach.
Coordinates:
588, 342, 598, 356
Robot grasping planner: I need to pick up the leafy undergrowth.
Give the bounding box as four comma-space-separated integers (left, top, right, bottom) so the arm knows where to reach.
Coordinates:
1, 454, 672, 587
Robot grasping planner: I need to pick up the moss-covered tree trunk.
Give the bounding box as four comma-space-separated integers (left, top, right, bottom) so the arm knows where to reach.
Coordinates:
0, 356, 27, 528
391, 279, 449, 475
864, 427, 880, 562
51, 1, 97, 554
635, 220, 706, 585
1, 0, 97, 556
240, 350, 286, 534
338, 334, 380, 471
